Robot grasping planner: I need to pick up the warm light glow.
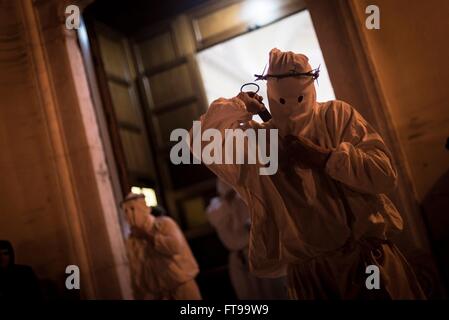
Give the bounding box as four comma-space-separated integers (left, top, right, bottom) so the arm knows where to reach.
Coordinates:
130, 186, 158, 207
240, 0, 280, 27
77, 18, 89, 50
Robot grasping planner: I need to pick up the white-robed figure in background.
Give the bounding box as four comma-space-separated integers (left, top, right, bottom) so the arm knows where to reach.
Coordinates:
121, 192, 201, 300
206, 179, 288, 299
191, 48, 425, 299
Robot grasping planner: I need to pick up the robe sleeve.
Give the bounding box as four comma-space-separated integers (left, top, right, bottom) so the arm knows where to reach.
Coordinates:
206, 196, 249, 251
191, 98, 285, 277
153, 218, 183, 256
324, 101, 398, 194
189, 97, 253, 193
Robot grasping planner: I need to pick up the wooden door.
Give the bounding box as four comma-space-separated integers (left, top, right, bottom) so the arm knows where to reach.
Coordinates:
88, 22, 162, 201
131, 21, 215, 230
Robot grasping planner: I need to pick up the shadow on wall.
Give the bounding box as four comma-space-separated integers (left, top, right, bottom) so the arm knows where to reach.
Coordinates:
421, 167, 449, 298
0, 240, 81, 300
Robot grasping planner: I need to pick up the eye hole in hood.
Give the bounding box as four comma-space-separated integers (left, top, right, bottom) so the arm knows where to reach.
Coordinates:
266, 48, 317, 136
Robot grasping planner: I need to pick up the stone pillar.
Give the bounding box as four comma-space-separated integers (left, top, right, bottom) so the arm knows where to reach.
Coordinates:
0, 0, 132, 299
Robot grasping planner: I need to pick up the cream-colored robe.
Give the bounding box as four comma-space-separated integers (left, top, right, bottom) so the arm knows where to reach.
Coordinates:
126, 216, 201, 300
190, 48, 424, 299
207, 180, 287, 299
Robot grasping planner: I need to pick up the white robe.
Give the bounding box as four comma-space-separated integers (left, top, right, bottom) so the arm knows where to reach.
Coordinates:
126, 216, 201, 300
191, 48, 424, 299
206, 180, 287, 299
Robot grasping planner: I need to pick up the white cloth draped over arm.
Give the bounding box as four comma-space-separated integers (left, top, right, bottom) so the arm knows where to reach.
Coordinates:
190, 97, 253, 194
191, 97, 285, 277
324, 102, 398, 195
206, 196, 250, 251
153, 218, 183, 256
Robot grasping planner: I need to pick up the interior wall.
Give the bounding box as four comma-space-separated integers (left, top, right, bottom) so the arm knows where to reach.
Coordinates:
0, 0, 132, 299
351, 0, 449, 201
0, 0, 76, 295
349, 0, 449, 294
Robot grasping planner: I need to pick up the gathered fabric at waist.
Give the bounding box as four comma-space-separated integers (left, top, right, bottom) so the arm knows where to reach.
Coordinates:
286, 236, 426, 300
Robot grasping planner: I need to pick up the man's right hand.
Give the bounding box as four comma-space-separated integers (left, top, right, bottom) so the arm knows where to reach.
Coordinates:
282, 135, 332, 170
237, 92, 265, 114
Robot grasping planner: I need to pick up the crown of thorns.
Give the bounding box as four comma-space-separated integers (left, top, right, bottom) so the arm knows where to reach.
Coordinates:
254, 65, 320, 81
240, 65, 321, 94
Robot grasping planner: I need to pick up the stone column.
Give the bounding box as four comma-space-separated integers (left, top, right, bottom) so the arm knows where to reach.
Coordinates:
0, 0, 132, 299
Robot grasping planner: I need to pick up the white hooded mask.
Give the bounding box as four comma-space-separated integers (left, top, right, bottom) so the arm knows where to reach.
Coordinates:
121, 193, 152, 231
266, 48, 317, 137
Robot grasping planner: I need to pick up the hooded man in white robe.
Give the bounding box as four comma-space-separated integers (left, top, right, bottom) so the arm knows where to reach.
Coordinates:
190, 48, 425, 299
121, 193, 201, 300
